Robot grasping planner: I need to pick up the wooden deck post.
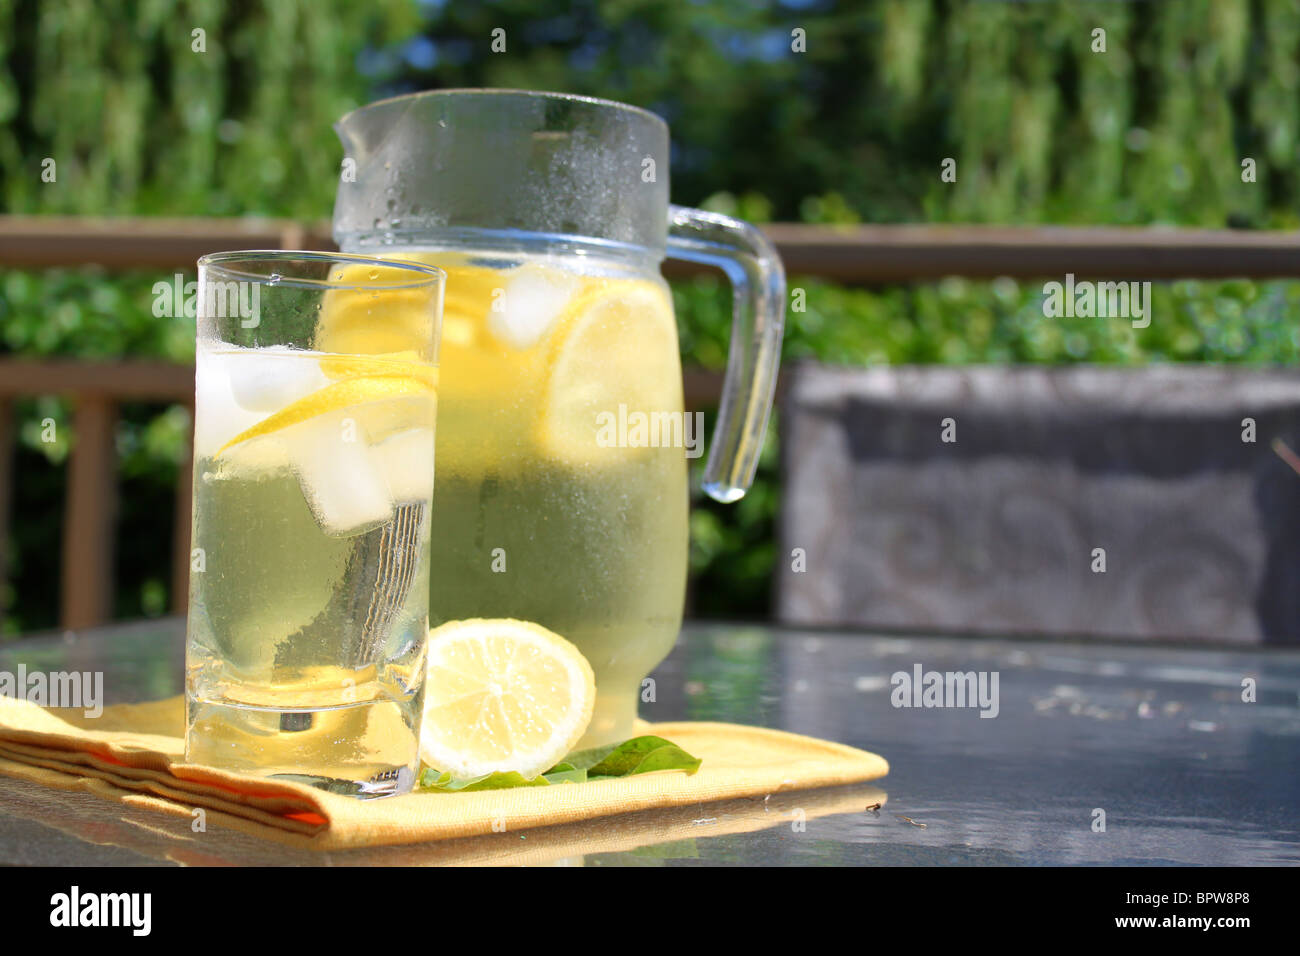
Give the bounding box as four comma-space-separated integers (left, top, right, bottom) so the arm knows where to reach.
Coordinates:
0, 398, 13, 631
59, 395, 118, 629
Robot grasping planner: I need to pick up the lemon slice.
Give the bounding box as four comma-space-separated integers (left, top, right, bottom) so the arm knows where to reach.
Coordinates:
421, 618, 596, 779
318, 352, 439, 388
440, 260, 508, 315
537, 280, 682, 466
315, 263, 440, 358
215, 374, 432, 456
416, 259, 550, 476
384, 256, 504, 359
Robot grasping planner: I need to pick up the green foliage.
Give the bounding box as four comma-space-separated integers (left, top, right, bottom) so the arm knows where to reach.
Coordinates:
417, 735, 701, 790
0, 0, 420, 216
679, 274, 1300, 617
678, 275, 1300, 370
3, 0, 1300, 629
377, 0, 1300, 229
2, 269, 193, 359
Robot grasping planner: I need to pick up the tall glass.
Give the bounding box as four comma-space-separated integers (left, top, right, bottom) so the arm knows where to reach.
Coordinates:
184, 251, 443, 797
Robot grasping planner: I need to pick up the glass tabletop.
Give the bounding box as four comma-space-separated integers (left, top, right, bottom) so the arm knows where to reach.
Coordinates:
0, 618, 1297, 866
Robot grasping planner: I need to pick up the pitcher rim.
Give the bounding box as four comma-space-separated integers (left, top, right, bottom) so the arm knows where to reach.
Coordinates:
335, 87, 669, 133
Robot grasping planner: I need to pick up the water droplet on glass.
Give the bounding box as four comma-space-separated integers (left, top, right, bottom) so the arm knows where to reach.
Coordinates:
368, 270, 380, 280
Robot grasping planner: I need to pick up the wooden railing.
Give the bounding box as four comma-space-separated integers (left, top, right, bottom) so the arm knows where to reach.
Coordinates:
8, 215, 1300, 278
0, 361, 194, 629
5, 215, 1300, 630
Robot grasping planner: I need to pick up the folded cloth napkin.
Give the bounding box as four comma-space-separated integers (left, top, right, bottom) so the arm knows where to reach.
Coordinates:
0, 768, 889, 866
0, 695, 888, 850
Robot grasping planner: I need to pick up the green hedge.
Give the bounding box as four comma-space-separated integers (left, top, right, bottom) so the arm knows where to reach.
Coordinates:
4, 268, 1297, 633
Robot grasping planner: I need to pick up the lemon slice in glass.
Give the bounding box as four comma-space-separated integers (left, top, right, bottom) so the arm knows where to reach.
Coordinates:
536, 280, 681, 467
215, 374, 432, 456
420, 618, 596, 779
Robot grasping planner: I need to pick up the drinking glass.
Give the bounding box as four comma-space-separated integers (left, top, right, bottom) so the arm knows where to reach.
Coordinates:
184, 251, 444, 797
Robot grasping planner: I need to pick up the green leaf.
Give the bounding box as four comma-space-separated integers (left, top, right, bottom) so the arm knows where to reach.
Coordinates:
417, 768, 554, 792
581, 736, 703, 778
541, 767, 589, 785
559, 743, 623, 772
417, 736, 701, 792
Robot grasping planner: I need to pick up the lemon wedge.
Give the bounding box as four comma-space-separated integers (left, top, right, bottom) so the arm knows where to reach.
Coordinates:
438, 261, 538, 395
215, 374, 432, 456
536, 280, 682, 467
315, 263, 440, 358
213, 260, 441, 457
413, 259, 545, 475
420, 618, 596, 779
318, 352, 439, 388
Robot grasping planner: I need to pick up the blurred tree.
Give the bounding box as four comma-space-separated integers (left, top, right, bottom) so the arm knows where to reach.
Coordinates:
374, 0, 1298, 229
2, 0, 1300, 630
0, 0, 420, 216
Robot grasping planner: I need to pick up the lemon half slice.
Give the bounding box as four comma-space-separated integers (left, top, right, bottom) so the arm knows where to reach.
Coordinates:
420, 618, 596, 779
215, 374, 432, 456
537, 280, 681, 467
318, 352, 438, 387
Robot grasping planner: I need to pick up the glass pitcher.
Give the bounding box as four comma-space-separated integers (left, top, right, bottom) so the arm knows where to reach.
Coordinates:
333, 89, 784, 746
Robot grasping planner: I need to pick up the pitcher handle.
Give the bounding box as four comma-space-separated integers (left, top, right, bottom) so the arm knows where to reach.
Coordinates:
666, 204, 786, 503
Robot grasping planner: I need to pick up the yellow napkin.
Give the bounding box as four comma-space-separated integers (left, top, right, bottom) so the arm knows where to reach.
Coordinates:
0, 770, 890, 865
0, 695, 888, 851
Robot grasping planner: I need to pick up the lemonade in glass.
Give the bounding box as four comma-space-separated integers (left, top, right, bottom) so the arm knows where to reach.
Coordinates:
185, 252, 443, 795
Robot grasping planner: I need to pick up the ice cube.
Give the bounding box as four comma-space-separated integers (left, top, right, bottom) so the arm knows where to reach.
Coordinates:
487, 267, 579, 349
286, 412, 394, 536
226, 344, 331, 412
193, 348, 272, 459
371, 428, 434, 502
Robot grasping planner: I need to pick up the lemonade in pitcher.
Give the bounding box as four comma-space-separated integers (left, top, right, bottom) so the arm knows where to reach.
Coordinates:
334, 90, 785, 749
396, 249, 689, 746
